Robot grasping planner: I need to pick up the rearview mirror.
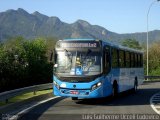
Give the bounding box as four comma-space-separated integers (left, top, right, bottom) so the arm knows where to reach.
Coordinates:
50, 50, 53, 62
54, 64, 58, 68
53, 49, 57, 63
53, 64, 58, 74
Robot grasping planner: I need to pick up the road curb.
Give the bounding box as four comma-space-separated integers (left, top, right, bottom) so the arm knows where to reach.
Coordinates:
0, 92, 53, 114
144, 80, 160, 83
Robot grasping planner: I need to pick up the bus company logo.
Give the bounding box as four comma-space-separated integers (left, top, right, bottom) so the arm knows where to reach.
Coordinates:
73, 84, 76, 88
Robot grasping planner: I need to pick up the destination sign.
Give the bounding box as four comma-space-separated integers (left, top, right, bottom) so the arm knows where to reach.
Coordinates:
56, 41, 100, 48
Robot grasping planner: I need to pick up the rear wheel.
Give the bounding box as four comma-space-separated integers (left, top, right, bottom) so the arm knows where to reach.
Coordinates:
72, 97, 78, 100
112, 82, 118, 98
133, 79, 138, 92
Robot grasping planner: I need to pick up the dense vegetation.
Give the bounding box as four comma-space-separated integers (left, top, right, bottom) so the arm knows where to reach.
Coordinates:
147, 42, 160, 75
0, 37, 57, 92
121, 39, 142, 50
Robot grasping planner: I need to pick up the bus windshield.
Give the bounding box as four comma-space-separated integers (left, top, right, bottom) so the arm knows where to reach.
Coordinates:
55, 50, 102, 76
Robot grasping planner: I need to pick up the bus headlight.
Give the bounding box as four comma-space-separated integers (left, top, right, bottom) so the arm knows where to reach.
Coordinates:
97, 82, 102, 87
91, 82, 102, 91
53, 81, 60, 90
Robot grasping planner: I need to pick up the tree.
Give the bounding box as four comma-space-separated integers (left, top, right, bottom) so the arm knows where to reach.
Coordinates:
121, 39, 142, 50
0, 37, 55, 92
0, 37, 27, 91
148, 42, 160, 75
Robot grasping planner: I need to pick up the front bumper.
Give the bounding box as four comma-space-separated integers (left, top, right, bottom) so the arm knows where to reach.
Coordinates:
54, 85, 103, 98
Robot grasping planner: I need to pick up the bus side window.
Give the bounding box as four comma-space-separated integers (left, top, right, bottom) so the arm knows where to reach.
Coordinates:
104, 46, 111, 74
119, 50, 125, 68
135, 53, 138, 67
117, 49, 120, 67
133, 53, 135, 67
140, 54, 143, 67
138, 54, 140, 67
124, 51, 126, 67
126, 51, 130, 68
129, 52, 131, 68
112, 48, 118, 68
131, 53, 134, 68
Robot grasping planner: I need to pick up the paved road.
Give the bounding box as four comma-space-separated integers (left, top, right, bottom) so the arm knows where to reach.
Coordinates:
18, 82, 160, 120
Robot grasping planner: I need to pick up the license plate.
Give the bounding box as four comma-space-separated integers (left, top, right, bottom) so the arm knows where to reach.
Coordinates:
70, 90, 79, 94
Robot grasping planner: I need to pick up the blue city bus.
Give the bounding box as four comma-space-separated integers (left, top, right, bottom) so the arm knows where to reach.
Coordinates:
53, 39, 144, 100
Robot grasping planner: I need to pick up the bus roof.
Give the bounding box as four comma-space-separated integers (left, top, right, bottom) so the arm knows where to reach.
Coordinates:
101, 40, 143, 54
63, 38, 95, 41
60, 39, 143, 54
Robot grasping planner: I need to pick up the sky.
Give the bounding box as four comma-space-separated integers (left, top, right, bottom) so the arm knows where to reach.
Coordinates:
0, 0, 160, 34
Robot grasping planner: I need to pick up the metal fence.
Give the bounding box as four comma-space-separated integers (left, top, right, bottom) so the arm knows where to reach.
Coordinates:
0, 83, 52, 103
144, 76, 160, 80
0, 76, 160, 103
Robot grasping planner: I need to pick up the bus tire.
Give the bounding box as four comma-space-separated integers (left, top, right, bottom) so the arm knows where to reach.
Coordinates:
72, 97, 78, 100
112, 81, 118, 98
133, 78, 138, 93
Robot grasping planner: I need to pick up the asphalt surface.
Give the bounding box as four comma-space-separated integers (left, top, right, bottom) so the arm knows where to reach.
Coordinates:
18, 82, 160, 120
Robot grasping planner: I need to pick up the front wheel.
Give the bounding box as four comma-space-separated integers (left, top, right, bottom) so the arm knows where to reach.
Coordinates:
112, 84, 118, 98
71, 97, 78, 100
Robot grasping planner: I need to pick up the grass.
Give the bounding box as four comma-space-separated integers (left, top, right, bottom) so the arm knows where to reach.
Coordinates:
0, 89, 53, 107
144, 77, 160, 81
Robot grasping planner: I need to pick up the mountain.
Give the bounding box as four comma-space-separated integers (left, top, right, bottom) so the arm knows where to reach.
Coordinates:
119, 30, 160, 44
0, 8, 160, 44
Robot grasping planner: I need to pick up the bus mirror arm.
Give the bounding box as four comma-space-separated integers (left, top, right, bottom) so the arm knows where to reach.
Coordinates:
50, 50, 53, 62
53, 49, 57, 63
54, 54, 57, 63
